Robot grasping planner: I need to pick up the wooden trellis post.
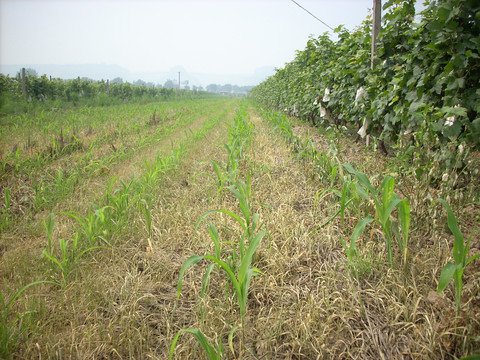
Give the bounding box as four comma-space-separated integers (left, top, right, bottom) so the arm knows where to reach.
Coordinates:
371, 0, 381, 69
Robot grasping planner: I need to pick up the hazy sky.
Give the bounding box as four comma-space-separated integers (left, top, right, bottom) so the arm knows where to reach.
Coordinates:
1, 0, 379, 82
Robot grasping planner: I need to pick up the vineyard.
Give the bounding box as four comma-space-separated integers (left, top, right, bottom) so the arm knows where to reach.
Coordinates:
1, 0, 480, 359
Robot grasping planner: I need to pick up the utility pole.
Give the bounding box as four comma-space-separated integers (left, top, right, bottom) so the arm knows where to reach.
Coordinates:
371, 0, 381, 69
178, 72, 181, 90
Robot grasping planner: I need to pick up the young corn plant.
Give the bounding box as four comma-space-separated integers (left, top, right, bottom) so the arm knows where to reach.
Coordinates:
210, 160, 229, 196
31, 180, 48, 210
139, 198, 153, 238
63, 206, 113, 247
315, 152, 340, 187
343, 163, 411, 268
41, 214, 104, 286
176, 176, 265, 331
42, 234, 103, 286
436, 199, 480, 314
103, 177, 139, 232
396, 199, 411, 272
315, 176, 360, 229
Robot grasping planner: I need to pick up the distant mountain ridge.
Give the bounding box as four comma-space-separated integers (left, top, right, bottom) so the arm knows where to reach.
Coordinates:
0, 63, 275, 87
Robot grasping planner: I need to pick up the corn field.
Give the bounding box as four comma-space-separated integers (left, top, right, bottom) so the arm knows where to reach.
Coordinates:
0, 95, 479, 359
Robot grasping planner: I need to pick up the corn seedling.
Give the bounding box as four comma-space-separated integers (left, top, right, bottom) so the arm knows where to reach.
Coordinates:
0, 281, 52, 358
343, 163, 408, 267
177, 177, 265, 329
315, 151, 342, 187
436, 199, 480, 314
315, 174, 366, 230
294, 133, 316, 160
224, 142, 241, 179
194, 160, 230, 200
139, 198, 152, 238
63, 206, 113, 247
142, 159, 162, 189
210, 160, 229, 196
104, 177, 139, 230
42, 234, 104, 286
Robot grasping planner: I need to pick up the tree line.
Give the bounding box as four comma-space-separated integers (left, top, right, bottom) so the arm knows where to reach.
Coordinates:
0, 70, 215, 114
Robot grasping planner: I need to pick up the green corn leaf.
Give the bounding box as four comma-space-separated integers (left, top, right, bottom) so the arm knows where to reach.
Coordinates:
204, 254, 238, 284
437, 199, 464, 265
196, 209, 246, 232
343, 164, 376, 196
75, 245, 105, 263
353, 182, 370, 200
380, 176, 395, 212
398, 199, 411, 268
228, 326, 239, 357
342, 163, 357, 175
42, 249, 63, 270
204, 255, 241, 299
207, 222, 221, 259
356, 172, 376, 195
201, 263, 215, 299
176, 255, 204, 300
169, 328, 220, 360
383, 197, 402, 226
5, 280, 54, 314
314, 188, 341, 208
458, 354, 480, 360
466, 254, 480, 266
238, 230, 265, 285
351, 217, 374, 251
227, 184, 250, 222
437, 262, 457, 293
240, 268, 255, 316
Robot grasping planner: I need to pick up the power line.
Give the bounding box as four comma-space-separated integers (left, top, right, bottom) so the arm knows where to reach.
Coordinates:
290, 0, 335, 31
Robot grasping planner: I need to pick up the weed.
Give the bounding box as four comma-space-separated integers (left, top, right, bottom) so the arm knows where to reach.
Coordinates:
43, 213, 55, 255
340, 216, 374, 279
1, 188, 11, 230
0, 281, 52, 358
